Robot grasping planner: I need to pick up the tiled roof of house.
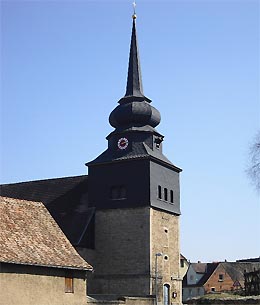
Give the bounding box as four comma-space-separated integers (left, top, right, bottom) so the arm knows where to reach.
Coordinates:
197, 263, 219, 285
237, 258, 260, 263
191, 262, 208, 274
0, 176, 94, 248
0, 175, 88, 206
0, 196, 93, 271
221, 262, 260, 282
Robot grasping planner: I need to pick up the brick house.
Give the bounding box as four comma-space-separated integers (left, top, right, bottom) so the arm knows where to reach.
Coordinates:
204, 262, 260, 293
0, 196, 92, 305
183, 261, 260, 302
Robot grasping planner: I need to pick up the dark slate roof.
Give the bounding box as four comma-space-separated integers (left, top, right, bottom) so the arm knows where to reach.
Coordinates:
0, 175, 88, 206
221, 262, 260, 282
237, 258, 260, 263
88, 142, 182, 172
197, 263, 219, 285
0, 175, 95, 248
123, 18, 146, 100
191, 263, 208, 274
0, 196, 93, 271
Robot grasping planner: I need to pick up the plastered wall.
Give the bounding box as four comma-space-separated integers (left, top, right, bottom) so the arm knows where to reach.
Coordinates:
0, 264, 87, 305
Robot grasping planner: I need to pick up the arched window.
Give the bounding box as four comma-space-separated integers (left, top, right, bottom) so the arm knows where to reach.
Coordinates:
163, 284, 170, 305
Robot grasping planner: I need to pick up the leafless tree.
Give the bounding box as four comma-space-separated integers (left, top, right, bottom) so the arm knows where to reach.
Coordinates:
247, 131, 260, 192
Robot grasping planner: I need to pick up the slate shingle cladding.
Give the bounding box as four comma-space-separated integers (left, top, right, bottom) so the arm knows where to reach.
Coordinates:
0, 175, 88, 205
0, 196, 92, 271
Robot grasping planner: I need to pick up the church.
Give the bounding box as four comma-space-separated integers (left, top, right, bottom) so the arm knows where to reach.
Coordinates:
1, 12, 182, 305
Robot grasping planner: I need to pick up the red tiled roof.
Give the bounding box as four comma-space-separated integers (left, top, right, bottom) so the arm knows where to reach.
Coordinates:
0, 196, 93, 271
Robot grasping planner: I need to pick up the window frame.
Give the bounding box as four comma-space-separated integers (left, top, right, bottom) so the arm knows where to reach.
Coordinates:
65, 272, 74, 293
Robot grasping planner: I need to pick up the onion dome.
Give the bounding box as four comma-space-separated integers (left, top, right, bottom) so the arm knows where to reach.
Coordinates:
109, 17, 161, 130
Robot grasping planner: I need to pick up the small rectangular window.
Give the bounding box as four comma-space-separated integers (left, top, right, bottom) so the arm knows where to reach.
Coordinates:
120, 186, 126, 199
180, 259, 184, 268
218, 274, 224, 282
65, 274, 74, 293
158, 185, 162, 199
170, 190, 174, 203
110, 186, 118, 199
164, 188, 168, 201
110, 185, 126, 200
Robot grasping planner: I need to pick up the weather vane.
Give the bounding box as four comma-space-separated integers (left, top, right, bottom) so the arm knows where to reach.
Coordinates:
132, 1, 137, 19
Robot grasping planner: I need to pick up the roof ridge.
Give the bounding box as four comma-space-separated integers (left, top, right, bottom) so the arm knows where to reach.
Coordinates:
1, 175, 88, 186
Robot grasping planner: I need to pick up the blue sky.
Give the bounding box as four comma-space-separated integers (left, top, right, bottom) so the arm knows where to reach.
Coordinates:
1, 0, 259, 262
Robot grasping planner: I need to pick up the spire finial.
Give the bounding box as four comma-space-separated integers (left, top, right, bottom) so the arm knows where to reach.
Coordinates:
132, 1, 137, 19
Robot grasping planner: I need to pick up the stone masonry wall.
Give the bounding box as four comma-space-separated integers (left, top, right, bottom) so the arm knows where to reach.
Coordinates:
87, 296, 154, 305
89, 207, 151, 296
78, 207, 182, 305
150, 209, 181, 305
186, 296, 260, 305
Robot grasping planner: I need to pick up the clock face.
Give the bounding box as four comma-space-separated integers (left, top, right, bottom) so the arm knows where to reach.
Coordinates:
117, 137, 129, 150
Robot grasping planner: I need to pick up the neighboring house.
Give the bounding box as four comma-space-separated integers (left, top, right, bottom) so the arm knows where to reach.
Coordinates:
182, 262, 217, 301
0, 196, 92, 305
182, 261, 260, 303
205, 262, 260, 294
180, 254, 189, 279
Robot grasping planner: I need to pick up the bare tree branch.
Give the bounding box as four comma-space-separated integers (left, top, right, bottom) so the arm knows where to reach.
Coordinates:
247, 131, 260, 192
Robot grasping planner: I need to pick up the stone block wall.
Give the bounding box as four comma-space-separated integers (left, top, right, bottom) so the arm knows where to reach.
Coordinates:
150, 209, 182, 305
87, 296, 154, 305
88, 207, 151, 295
186, 296, 260, 305
79, 207, 182, 305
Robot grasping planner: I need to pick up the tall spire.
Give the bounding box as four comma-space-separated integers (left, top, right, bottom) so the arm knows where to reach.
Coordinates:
125, 17, 143, 97
109, 9, 160, 130
119, 13, 151, 104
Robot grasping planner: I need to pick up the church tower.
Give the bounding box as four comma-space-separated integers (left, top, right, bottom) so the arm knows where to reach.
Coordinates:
86, 13, 182, 305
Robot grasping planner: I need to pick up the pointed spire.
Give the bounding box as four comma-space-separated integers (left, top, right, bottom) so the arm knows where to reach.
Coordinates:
125, 17, 143, 96
119, 14, 151, 104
